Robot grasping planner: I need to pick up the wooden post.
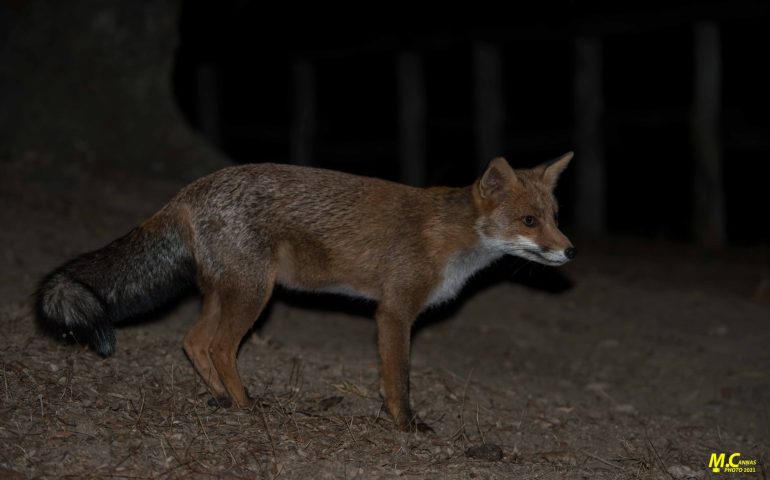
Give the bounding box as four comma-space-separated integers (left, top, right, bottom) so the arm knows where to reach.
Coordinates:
396, 51, 426, 186
195, 63, 221, 147
290, 58, 316, 166
574, 36, 606, 234
473, 42, 505, 170
692, 22, 725, 247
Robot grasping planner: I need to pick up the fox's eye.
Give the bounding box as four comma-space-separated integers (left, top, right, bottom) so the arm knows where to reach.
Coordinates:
523, 215, 537, 227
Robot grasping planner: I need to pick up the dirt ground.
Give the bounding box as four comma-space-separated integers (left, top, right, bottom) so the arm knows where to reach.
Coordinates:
0, 161, 768, 479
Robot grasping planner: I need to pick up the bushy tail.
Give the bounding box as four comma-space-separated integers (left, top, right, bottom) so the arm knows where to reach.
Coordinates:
36, 212, 194, 356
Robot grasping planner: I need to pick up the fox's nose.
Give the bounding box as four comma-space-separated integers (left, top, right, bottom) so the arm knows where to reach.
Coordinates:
564, 247, 577, 259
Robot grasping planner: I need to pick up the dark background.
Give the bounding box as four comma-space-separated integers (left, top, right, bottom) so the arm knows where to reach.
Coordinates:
2, 1, 769, 245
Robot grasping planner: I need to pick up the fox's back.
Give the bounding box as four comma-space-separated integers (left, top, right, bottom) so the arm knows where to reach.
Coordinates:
176, 163, 426, 235
170, 163, 435, 295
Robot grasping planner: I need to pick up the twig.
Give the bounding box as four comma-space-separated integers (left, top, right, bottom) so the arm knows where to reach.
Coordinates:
645, 429, 674, 479
2, 362, 10, 400
158, 435, 168, 466
258, 399, 279, 476
579, 449, 622, 469
475, 402, 485, 444
288, 358, 304, 403
226, 449, 238, 470
452, 368, 474, 443
132, 390, 145, 430
59, 363, 74, 401
169, 363, 175, 427
344, 414, 358, 446
23, 368, 38, 386
194, 407, 213, 451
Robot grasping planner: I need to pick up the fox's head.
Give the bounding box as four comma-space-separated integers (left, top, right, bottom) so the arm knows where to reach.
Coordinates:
473, 152, 575, 266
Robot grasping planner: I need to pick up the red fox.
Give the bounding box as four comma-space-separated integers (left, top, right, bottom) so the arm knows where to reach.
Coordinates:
36, 153, 575, 431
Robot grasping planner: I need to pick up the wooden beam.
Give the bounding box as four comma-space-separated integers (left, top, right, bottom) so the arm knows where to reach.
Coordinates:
473, 42, 505, 170
290, 58, 316, 166
195, 63, 221, 148
574, 36, 606, 234
396, 51, 426, 186
692, 21, 726, 247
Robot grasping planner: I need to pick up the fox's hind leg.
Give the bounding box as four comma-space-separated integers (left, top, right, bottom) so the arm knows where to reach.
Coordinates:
182, 291, 229, 404
209, 270, 275, 408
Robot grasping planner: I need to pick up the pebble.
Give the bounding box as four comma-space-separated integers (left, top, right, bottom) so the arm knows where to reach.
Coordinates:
465, 443, 503, 462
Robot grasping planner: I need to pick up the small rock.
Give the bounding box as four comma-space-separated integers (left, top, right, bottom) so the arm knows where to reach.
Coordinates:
614, 403, 636, 414
754, 276, 770, 303
585, 382, 610, 392
538, 450, 578, 465
465, 443, 503, 462
318, 396, 343, 411
667, 464, 702, 479
708, 324, 728, 336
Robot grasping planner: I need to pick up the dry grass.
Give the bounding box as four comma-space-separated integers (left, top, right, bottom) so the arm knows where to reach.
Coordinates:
1, 167, 768, 479
1, 295, 767, 479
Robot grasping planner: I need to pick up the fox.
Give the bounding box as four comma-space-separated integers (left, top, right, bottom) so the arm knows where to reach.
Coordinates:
36, 152, 575, 431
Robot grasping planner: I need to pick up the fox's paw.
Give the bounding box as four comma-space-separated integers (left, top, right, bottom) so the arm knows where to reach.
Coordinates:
208, 389, 257, 409
396, 415, 434, 434
207, 395, 233, 408
409, 418, 434, 434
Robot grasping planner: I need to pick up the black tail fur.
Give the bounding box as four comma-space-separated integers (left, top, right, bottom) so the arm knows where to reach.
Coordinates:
36, 213, 194, 356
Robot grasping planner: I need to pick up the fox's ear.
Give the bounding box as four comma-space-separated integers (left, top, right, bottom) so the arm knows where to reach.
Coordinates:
479, 157, 517, 199
537, 151, 573, 189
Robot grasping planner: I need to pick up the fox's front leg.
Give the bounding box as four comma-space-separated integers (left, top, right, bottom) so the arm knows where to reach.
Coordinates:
375, 300, 431, 432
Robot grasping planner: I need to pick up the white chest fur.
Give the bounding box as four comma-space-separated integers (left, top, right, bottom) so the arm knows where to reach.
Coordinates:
426, 246, 504, 307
